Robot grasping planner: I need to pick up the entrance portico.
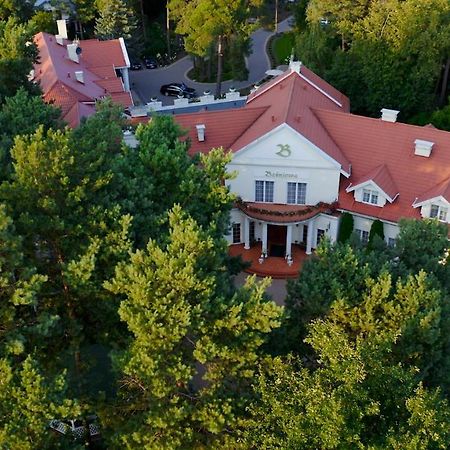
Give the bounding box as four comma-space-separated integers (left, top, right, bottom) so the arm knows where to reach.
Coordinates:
234, 201, 339, 277
244, 219, 317, 258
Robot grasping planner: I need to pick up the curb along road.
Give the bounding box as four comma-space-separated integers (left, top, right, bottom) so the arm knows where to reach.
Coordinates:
130, 16, 293, 105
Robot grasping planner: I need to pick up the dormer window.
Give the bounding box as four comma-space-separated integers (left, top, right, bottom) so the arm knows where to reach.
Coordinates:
430, 204, 448, 221
362, 188, 378, 205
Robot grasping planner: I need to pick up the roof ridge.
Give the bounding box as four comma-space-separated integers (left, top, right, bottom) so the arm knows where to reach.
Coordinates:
229, 106, 271, 149
310, 107, 351, 174
246, 70, 297, 104
283, 75, 298, 123
314, 106, 450, 136
55, 80, 92, 102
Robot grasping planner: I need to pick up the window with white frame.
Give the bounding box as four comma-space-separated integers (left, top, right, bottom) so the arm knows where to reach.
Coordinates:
287, 182, 307, 204
387, 237, 396, 248
362, 188, 379, 205
232, 223, 241, 243
430, 204, 448, 222
255, 180, 274, 202
355, 229, 369, 245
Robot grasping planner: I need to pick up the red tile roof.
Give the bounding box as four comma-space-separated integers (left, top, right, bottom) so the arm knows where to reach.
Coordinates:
64, 102, 96, 127
415, 176, 450, 205
94, 78, 124, 93
176, 107, 269, 155
233, 69, 351, 174
163, 68, 351, 174
131, 107, 270, 155
313, 108, 450, 222
34, 32, 132, 127
347, 164, 399, 201
78, 38, 128, 68
129, 64, 450, 227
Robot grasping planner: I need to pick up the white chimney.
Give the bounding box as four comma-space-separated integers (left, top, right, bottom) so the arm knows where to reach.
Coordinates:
289, 60, 302, 74
414, 139, 434, 157
57, 19, 68, 39
67, 43, 79, 63
75, 70, 84, 83
196, 124, 205, 142
380, 108, 400, 122
55, 35, 64, 45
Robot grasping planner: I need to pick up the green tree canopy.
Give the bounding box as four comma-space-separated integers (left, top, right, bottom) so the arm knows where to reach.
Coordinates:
104, 205, 283, 448
0, 18, 40, 103
94, 0, 136, 40
0, 88, 61, 179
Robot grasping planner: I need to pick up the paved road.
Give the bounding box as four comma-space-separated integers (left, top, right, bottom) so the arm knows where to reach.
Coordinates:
130, 17, 293, 105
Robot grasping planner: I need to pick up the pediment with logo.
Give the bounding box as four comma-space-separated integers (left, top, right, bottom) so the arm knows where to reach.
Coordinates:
230, 124, 341, 171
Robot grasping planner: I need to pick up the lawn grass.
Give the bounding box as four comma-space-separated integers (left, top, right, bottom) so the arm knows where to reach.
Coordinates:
272, 32, 295, 66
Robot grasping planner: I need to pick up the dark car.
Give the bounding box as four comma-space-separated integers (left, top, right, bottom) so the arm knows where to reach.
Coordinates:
143, 57, 157, 69
130, 60, 142, 70
160, 82, 197, 98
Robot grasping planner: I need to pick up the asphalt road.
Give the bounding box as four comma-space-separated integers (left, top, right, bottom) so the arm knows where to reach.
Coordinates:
129, 17, 292, 105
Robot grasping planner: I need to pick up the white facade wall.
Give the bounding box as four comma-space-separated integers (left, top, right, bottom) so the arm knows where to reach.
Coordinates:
227, 124, 341, 205
419, 198, 450, 223
352, 214, 400, 244
353, 184, 387, 207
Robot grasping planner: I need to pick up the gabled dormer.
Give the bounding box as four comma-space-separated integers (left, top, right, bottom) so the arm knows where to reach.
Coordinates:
346, 165, 399, 208
413, 177, 450, 223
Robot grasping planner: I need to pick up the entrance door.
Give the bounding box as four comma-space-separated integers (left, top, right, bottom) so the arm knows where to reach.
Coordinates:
268, 224, 286, 257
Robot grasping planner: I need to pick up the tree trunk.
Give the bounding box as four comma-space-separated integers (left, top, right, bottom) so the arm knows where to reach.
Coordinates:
166, 2, 171, 59
439, 57, 450, 106
215, 35, 224, 98
140, 0, 147, 40
207, 46, 212, 81
275, 0, 278, 32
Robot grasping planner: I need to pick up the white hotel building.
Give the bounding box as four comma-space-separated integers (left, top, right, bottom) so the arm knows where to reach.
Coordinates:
133, 62, 450, 277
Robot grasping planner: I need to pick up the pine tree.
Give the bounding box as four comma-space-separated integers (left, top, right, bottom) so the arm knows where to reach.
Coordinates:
104, 205, 283, 448
113, 115, 235, 248
0, 205, 78, 448
244, 272, 450, 448
0, 107, 132, 390
0, 18, 40, 102
94, 0, 136, 40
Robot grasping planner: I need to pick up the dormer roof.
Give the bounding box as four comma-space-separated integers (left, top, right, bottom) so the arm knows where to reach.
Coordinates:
346, 164, 399, 202
413, 177, 450, 207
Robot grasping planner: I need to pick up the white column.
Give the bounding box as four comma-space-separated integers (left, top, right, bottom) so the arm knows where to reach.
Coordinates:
306, 219, 314, 255
328, 217, 339, 244
121, 67, 130, 92
286, 224, 293, 257
244, 217, 250, 250
262, 223, 268, 255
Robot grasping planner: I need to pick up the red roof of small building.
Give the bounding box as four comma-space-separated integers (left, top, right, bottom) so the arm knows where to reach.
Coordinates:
34, 32, 132, 127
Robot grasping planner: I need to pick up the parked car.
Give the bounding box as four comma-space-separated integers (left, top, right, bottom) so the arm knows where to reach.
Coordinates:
129, 60, 142, 70
160, 82, 197, 98
143, 57, 158, 69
